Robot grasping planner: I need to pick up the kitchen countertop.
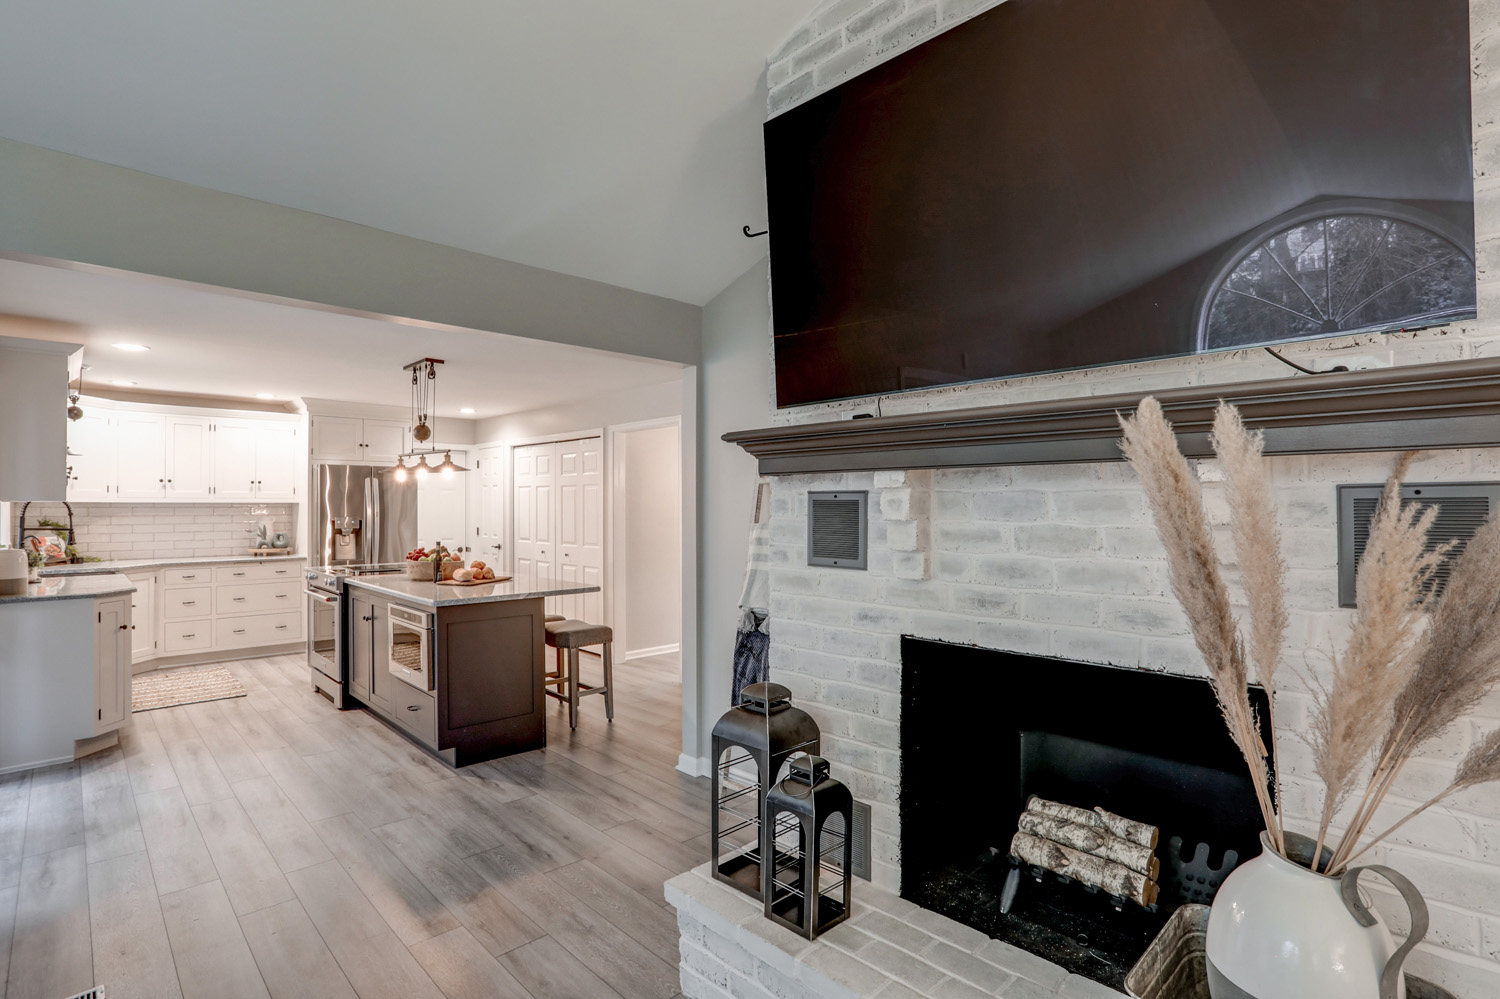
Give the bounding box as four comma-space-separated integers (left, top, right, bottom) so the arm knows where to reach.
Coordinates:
41, 554, 306, 577
0, 572, 137, 604
345, 574, 600, 608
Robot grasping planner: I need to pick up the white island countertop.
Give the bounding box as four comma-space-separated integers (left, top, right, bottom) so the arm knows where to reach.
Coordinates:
41, 554, 305, 577
345, 574, 599, 608
0, 572, 137, 604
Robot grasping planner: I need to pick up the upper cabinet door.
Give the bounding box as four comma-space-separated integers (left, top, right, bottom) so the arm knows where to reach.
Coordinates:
255, 423, 300, 500
114, 412, 168, 499
361, 419, 408, 464
67, 411, 117, 500
310, 416, 363, 462
213, 419, 259, 499
165, 416, 214, 500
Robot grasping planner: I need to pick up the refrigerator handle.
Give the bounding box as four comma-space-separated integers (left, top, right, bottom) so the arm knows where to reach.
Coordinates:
369, 473, 382, 564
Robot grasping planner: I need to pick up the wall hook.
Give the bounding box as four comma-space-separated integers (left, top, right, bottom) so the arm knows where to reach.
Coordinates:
743, 225, 769, 238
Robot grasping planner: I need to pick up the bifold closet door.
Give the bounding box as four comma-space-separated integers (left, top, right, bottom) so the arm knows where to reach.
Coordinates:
513, 443, 556, 598
554, 438, 604, 623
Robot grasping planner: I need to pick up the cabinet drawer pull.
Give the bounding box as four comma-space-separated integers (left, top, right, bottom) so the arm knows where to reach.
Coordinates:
275, 625, 288, 631
233, 629, 246, 635
182, 633, 196, 639
275, 594, 288, 599
233, 597, 247, 602
406, 704, 421, 712
182, 600, 195, 606
233, 571, 246, 577
181, 574, 196, 580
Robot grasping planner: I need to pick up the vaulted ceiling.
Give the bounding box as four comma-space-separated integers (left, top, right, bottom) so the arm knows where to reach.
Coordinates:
0, 0, 809, 306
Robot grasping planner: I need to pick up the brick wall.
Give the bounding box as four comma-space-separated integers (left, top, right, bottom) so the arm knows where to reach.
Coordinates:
751, 1, 1500, 994
24, 502, 296, 562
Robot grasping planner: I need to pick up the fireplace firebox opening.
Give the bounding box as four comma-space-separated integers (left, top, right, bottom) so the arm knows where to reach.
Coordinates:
899, 638, 1274, 991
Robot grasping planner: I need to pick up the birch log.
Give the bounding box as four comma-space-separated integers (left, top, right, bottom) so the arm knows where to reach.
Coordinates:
1009, 832, 1159, 906
1016, 811, 1160, 880
1025, 795, 1159, 849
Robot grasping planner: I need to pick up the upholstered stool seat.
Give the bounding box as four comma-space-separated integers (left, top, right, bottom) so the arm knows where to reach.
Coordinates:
543, 619, 614, 729
544, 614, 565, 622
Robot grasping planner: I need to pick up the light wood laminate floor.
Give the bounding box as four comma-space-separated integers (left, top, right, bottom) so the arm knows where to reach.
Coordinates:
0, 651, 704, 999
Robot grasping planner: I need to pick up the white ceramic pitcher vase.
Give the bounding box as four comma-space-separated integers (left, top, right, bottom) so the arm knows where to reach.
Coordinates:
1205, 831, 1428, 999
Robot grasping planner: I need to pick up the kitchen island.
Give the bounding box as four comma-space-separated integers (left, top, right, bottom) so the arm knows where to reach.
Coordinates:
0, 573, 137, 773
341, 574, 598, 766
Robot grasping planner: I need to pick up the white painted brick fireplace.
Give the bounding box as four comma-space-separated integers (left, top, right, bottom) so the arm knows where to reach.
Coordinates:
669, 2, 1500, 997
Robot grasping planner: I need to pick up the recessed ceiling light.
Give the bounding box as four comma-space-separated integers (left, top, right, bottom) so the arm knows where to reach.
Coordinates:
459, 407, 476, 415
110, 379, 137, 386
112, 343, 150, 352
255, 392, 276, 400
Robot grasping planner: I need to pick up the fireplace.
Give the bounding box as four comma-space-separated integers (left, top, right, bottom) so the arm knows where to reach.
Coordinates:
900, 638, 1274, 991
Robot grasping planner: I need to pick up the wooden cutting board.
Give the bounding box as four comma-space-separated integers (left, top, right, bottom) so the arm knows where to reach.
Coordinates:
436, 575, 513, 587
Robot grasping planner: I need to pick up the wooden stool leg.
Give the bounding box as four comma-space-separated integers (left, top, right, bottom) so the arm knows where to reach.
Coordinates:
567, 648, 580, 729
602, 641, 614, 721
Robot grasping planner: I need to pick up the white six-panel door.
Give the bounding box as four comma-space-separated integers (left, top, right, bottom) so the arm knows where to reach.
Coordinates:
513, 438, 603, 621
555, 438, 604, 623
476, 445, 507, 568
512, 443, 555, 600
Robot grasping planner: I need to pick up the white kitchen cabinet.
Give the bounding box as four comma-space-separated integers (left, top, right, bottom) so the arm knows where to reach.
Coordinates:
126, 571, 158, 667
212, 419, 260, 500
114, 411, 169, 499
67, 410, 117, 500
95, 596, 131, 734
311, 416, 407, 464
362, 420, 408, 463
166, 416, 214, 499
254, 422, 300, 500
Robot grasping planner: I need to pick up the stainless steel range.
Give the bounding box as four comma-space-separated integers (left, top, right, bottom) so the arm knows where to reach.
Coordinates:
305, 562, 407, 707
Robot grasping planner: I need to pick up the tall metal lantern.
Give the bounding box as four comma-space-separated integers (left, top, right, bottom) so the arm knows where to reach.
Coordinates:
765, 754, 854, 938
711, 682, 820, 901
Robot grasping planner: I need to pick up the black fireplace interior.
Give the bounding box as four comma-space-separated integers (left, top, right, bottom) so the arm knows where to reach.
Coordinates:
900, 638, 1273, 990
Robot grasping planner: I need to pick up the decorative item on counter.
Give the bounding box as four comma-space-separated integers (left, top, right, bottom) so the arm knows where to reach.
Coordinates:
1008, 796, 1160, 906
271, 532, 291, 549
0, 546, 28, 595
764, 753, 854, 939
404, 543, 464, 580
1120, 397, 1500, 999
710, 681, 821, 903
246, 522, 276, 550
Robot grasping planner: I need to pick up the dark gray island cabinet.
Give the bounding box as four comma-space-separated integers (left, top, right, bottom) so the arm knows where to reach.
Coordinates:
344, 575, 599, 767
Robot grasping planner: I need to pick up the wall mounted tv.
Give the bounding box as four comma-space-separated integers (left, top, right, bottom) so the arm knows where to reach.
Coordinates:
764, 0, 1476, 408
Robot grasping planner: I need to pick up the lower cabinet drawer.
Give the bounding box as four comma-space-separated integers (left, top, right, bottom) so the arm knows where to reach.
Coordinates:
162, 620, 213, 653
391, 680, 438, 747
216, 612, 302, 649
217, 580, 301, 615
162, 586, 212, 620
163, 567, 211, 586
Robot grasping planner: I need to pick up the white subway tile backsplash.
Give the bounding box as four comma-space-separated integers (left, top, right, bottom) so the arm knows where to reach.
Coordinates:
24, 502, 296, 561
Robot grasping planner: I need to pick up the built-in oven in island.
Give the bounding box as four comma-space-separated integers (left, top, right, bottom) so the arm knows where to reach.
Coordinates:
387, 602, 435, 691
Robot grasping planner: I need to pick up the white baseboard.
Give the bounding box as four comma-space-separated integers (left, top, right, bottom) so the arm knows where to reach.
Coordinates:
677, 753, 710, 778
0, 753, 75, 776
625, 643, 680, 661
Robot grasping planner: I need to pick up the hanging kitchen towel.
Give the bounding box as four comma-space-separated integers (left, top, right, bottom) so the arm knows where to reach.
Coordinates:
731, 479, 773, 705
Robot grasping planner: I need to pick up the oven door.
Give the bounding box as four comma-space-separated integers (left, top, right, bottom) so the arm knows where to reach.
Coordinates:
307, 587, 341, 681
387, 603, 434, 691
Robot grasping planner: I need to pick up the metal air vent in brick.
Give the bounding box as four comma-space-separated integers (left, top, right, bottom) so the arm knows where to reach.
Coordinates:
64, 988, 105, 999
851, 799, 872, 881
1337, 482, 1500, 608
808, 491, 867, 570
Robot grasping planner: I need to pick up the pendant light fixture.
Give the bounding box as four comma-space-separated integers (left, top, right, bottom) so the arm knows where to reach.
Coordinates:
394, 358, 467, 477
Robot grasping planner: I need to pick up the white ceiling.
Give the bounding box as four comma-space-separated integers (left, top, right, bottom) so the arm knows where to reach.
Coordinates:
0, 0, 806, 306
0, 258, 683, 419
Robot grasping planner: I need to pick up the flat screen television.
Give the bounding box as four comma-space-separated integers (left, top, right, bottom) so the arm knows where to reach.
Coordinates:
764, 0, 1476, 408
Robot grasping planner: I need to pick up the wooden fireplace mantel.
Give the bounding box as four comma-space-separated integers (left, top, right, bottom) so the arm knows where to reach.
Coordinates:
723, 357, 1500, 474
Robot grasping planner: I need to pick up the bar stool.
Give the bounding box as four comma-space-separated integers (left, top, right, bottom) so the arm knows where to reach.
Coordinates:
544, 614, 567, 695
543, 619, 614, 729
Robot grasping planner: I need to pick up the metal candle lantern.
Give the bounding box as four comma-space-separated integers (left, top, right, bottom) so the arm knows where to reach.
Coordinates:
711, 682, 820, 901
765, 754, 854, 938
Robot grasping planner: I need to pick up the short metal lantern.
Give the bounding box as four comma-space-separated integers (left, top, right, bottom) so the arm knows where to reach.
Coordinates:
711, 682, 820, 901
765, 754, 854, 938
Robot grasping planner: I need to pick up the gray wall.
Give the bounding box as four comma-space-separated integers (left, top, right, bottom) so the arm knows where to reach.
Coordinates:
691, 258, 772, 767
0, 137, 702, 365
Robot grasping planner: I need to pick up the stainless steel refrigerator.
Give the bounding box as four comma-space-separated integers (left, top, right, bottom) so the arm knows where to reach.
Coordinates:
314, 464, 418, 565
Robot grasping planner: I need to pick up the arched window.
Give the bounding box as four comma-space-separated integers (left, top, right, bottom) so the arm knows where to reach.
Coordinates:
1196, 200, 1476, 352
